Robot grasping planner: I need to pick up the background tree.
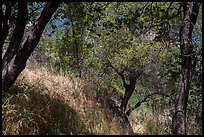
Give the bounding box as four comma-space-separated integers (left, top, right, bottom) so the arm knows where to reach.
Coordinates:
91, 2, 179, 113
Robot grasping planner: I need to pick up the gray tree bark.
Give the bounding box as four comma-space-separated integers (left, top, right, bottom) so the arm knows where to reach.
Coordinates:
172, 2, 200, 135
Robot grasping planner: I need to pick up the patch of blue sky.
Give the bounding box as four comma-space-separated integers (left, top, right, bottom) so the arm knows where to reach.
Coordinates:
28, 2, 44, 20
46, 13, 70, 35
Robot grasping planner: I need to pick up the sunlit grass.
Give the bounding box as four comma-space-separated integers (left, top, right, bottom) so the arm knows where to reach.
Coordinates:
2, 61, 201, 135
2, 66, 133, 135
128, 105, 201, 135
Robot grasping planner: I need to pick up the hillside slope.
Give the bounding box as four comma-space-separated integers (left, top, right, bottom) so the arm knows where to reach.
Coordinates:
2, 66, 134, 135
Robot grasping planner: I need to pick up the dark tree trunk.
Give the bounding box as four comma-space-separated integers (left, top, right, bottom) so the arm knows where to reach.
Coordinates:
2, 2, 60, 91
120, 75, 137, 112
172, 2, 200, 135
107, 61, 143, 112
120, 69, 143, 112
69, 19, 81, 78
1, 2, 12, 47
2, 2, 28, 71
73, 30, 81, 78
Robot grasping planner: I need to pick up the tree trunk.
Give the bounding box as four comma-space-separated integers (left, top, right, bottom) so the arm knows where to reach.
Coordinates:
2, 2, 28, 71
1, 2, 12, 47
120, 75, 137, 112
73, 30, 82, 78
69, 19, 82, 78
172, 2, 200, 135
2, 2, 60, 91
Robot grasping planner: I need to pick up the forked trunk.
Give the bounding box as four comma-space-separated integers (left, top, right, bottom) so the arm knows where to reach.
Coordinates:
2, 2, 60, 91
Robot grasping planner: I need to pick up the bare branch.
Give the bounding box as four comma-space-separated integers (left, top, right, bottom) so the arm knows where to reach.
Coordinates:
165, 2, 173, 18
126, 92, 169, 116
106, 60, 128, 87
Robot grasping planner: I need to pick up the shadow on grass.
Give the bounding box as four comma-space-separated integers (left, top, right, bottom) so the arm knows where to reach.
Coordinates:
2, 84, 92, 135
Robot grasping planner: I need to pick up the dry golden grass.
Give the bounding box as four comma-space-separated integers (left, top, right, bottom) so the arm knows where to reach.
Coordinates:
2, 65, 133, 135
2, 62, 201, 135
129, 106, 201, 135
129, 107, 172, 135
186, 116, 202, 135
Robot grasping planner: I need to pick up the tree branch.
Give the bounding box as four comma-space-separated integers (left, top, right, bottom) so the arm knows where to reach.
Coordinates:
106, 61, 128, 87
126, 92, 169, 116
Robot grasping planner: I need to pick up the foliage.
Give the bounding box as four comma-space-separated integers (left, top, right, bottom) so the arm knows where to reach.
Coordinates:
3, 2, 202, 135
